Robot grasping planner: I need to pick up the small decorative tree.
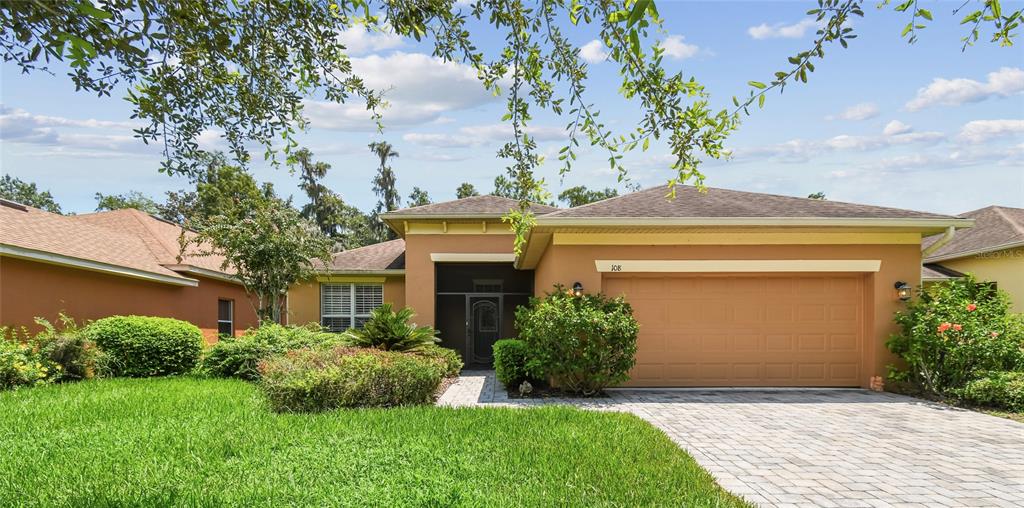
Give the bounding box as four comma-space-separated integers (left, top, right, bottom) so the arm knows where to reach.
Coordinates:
182, 197, 332, 323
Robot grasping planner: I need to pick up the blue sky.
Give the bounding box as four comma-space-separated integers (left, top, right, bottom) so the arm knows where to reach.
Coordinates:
2, 1, 1022, 215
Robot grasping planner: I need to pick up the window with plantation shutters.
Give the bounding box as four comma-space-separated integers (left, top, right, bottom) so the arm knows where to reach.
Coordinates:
320, 283, 383, 332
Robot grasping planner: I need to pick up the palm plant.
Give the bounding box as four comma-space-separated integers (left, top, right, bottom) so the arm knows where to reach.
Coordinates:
341, 304, 439, 352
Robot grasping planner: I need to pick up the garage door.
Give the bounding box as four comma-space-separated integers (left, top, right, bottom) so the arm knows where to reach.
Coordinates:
603, 274, 864, 387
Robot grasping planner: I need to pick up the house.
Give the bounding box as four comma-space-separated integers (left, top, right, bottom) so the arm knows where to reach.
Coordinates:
285, 187, 971, 389
0, 199, 258, 341
922, 205, 1024, 311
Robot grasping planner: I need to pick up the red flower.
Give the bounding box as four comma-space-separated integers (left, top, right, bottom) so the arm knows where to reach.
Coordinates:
991, 331, 1000, 338
966, 303, 977, 312
952, 324, 962, 331
937, 322, 952, 333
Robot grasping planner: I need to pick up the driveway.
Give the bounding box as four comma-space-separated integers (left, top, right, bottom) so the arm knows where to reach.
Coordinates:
438, 371, 1024, 507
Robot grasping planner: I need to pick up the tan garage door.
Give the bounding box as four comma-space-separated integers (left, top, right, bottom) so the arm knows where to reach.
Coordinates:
604, 274, 864, 387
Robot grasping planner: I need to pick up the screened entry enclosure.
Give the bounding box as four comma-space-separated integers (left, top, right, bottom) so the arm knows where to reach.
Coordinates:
435, 263, 533, 368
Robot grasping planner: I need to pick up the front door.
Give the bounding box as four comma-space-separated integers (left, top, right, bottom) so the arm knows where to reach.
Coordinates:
468, 296, 501, 366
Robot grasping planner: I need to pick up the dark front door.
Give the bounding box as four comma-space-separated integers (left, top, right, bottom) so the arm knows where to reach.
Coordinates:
468, 295, 501, 366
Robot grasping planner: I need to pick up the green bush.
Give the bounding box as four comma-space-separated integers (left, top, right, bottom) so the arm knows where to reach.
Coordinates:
258, 346, 443, 412
86, 316, 203, 377
516, 286, 639, 396
341, 304, 439, 352
493, 339, 542, 388
957, 371, 1024, 412
0, 339, 50, 390
887, 276, 1024, 395
32, 315, 98, 382
201, 322, 341, 380
414, 345, 463, 378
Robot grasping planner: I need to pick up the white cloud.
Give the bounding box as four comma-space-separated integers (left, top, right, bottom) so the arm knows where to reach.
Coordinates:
732, 122, 944, 162
958, 119, 1024, 144
303, 52, 499, 131
747, 19, 818, 40
580, 40, 608, 64
882, 120, 912, 136
826, 102, 879, 121
905, 67, 1024, 111
403, 123, 567, 148
660, 35, 700, 60
0, 106, 154, 156
337, 25, 403, 56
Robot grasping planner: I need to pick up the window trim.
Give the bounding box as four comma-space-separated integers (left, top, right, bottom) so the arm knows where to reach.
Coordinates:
217, 299, 234, 337
320, 282, 384, 332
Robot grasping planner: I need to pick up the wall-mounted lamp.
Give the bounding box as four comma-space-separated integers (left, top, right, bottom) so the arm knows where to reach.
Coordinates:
572, 282, 584, 296
894, 281, 912, 302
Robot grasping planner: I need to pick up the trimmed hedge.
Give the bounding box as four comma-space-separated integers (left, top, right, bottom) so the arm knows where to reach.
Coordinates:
493, 339, 536, 388
259, 347, 443, 412
201, 323, 341, 380
86, 316, 202, 377
958, 371, 1024, 412
415, 345, 463, 378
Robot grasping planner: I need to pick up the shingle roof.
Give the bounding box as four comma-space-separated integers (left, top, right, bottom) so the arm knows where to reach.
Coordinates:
319, 239, 406, 271
0, 201, 191, 281
923, 206, 1024, 261
543, 185, 959, 220
922, 263, 965, 280
70, 208, 231, 274
383, 195, 559, 217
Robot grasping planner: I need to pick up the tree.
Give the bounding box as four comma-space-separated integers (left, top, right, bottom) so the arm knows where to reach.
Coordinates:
491, 175, 523, 200
3, 0, 1017, 246
94, 191, 161, 215
191, 155, 277, 223
0, 175, 61, 213
558, 186, 619, 207
455, 183, 479, 199
807, 192, 827, 200
182, 197, 331, 323
407, 187, 432, 207
368, 141, 400, 241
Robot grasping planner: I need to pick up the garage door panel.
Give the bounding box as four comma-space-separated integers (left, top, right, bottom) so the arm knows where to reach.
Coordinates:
607, 274, 864, 387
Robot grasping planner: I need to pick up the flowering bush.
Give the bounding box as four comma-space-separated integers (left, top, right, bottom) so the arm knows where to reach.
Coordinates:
201, 322, 342, 380
515, 285, 638, 396
887, 276, 1024, 395
1, 315, 99, 390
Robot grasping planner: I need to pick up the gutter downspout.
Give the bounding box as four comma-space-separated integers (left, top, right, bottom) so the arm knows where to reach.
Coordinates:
922, 226, 956, 258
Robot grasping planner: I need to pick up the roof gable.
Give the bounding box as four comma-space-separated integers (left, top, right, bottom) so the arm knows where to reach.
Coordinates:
320, 239, 406, 272
923, 205, 1024, 261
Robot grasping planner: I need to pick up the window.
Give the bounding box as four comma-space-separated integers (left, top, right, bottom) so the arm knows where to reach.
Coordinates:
217, 299, 233, 336
321, 283, 383, 332
473, 279, 503, 293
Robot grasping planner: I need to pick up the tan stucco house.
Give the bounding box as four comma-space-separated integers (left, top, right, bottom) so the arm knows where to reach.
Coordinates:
922, 205, 1024, 312
286, 186, 972, 389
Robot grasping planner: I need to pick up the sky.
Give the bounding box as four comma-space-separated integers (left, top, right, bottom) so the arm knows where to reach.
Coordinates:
1, 1, 1022, 216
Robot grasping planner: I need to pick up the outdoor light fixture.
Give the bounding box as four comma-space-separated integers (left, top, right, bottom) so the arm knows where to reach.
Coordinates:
572, 282, 584, 296
895, 281, 912, 302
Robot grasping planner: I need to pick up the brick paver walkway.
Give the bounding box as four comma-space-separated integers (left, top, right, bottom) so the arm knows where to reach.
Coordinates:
437, 370, 1024, 507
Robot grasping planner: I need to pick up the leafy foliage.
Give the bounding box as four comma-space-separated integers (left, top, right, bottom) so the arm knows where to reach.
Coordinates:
887, 276, 1024, 395
0, 175, 61, 213
414, 345, 464, 378
86, 316, 203, 377
94, 190, 162, 215
31, 314, 99, 383
515, 286, 639, 395
493, 338, 543, 388
182, 197, 332, 322
957, 371, 1024, 412
407, 187, 431, 207
292, 148, 376, 250
558, 185, 619, 207
200, 323, 342, 380
341, 304, 440, 352
807, 191, 827, 200
258, 347, 443, 412
0, 339, 50, 390
369, 141, 400, 241
456, 182, 480, 199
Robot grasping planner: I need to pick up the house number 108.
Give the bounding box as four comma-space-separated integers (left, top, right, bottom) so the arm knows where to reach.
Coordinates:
610, 264, 622, 272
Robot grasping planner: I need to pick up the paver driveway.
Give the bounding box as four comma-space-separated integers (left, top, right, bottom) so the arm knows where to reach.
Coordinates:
438, 371, 1024, 507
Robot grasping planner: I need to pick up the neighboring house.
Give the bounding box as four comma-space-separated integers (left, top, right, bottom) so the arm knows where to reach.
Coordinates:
0, 200, 258, 341
922, 205, 1024, 311
286, 187, 971, 389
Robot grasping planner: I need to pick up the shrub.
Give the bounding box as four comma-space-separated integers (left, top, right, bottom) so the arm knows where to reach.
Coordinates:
493, 339, 542, 388
86, 316, 203, 377
341, 304, 439, 352
516, 286, 639, 396
201, 322, 341, 380
0, 339, 49, 390
32, 315, 98, 382
258, 346, 443, 412
415, 345, 463, 378
957, 371, 1024, 412
887, 276, 1024, 395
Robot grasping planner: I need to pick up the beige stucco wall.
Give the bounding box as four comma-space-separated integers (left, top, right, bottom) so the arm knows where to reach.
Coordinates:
533, 242, 922, 388
937, 247, 1024, 312
286, 276, 406, 326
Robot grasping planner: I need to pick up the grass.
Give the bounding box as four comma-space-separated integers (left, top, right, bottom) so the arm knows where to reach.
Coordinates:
0, 377, 748, 507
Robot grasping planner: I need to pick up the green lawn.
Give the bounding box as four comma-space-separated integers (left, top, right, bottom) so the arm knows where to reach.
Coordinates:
0, 378, 748, 507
